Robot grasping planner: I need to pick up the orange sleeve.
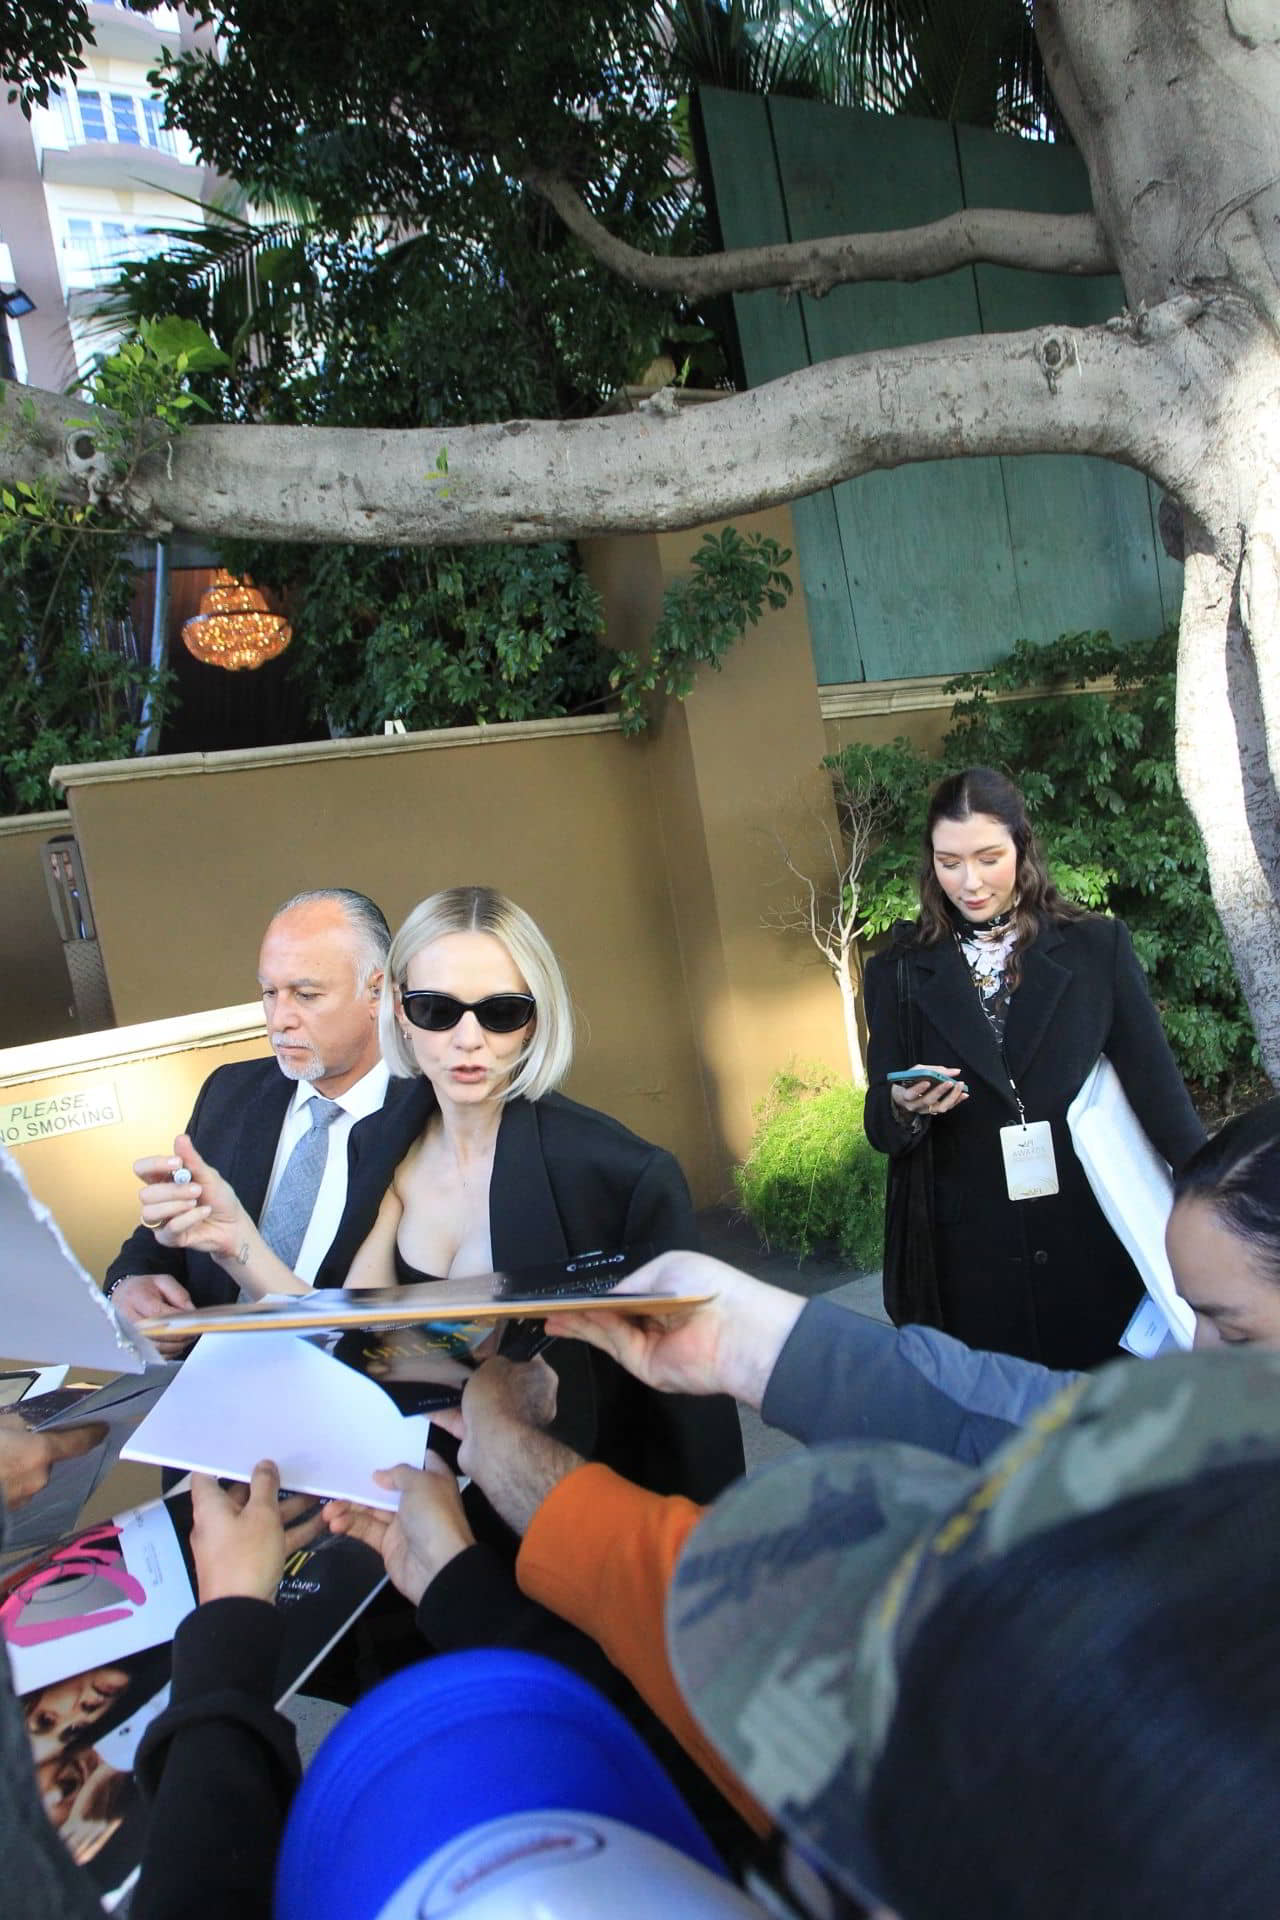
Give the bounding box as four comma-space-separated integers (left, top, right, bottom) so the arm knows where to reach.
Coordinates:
516, 1462, 770, 1836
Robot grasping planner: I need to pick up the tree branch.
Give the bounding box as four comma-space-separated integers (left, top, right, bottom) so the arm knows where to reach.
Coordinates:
527, 169, 1116, 298
0, 313, 1212, 546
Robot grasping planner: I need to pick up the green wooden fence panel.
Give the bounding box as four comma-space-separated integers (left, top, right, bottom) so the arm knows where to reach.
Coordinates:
767, 97, 1022, 682
955, 124, 1173, 644
698, 90, 1182, 682
697, 90, 865, 682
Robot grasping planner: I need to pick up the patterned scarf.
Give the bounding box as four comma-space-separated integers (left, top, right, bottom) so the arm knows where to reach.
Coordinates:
955, 910, 1018, 1045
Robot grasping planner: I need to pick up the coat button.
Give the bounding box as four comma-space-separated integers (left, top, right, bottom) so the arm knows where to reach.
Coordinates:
1033, 1249, 1049, 1265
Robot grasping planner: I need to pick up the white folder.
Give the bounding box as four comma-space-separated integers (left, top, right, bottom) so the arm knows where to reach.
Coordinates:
1066, 1056, 1194, 1354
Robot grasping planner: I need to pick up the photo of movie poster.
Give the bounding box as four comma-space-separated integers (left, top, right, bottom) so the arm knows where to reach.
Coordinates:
1, 1500, 195, 1696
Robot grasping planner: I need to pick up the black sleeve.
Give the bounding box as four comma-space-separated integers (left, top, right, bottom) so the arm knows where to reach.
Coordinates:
1103, 919, 1207, 1173
600, 1148, 745, 1503
130, 1599, 300, 1920
102, 1075, 217, 1292
622, 1146, 697, 1255
863, 945, 931, 1159
417, 1542, 627, 1679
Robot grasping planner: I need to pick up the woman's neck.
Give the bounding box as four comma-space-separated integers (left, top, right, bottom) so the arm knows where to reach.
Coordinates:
432, 1096, 503, 1170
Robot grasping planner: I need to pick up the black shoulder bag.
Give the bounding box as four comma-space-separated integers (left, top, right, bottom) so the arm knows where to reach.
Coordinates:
881, 949, 944, 1329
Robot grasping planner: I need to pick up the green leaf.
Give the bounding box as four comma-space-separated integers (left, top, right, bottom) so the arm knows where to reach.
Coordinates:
140, 314, 231, 372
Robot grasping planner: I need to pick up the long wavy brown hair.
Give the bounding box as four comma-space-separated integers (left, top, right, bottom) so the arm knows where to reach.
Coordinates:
913, 768, 1084, 984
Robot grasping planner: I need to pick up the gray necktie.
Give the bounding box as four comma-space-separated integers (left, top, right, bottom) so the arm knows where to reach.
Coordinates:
258, 1097, 345, 1271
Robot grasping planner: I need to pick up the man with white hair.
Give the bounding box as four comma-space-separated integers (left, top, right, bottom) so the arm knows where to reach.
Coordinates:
103, 889, 408, 1353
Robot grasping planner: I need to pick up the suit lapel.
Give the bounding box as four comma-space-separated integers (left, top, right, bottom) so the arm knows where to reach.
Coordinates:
229, 1065, 293, 1220
912, 941, 1013, 1107
1002, 924, 1071, 1085
490, 1099, 569, 1269
346, 1076, 426, 1197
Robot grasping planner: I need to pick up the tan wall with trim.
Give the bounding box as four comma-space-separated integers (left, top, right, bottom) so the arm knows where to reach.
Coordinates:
822, 704, 951, 759
0, 813, 80, 1048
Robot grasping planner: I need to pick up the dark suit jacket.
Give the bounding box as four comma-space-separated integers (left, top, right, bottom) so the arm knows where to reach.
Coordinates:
103, 1058, 418, 1308
864, 914, 1205, 1370
367, 1081, 746, 1504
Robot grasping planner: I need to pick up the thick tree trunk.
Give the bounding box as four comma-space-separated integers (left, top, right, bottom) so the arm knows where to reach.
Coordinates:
1177, 538, 1280, 1074
1038, 0, 1280, 1080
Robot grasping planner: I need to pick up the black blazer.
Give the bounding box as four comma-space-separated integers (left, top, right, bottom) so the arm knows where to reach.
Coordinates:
104, 1058, 420, 1307
365, 1080, 746, 1504
864, 915, 1205, 1369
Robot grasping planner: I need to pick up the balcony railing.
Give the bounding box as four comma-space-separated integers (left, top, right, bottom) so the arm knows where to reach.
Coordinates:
53, 86, 189, 159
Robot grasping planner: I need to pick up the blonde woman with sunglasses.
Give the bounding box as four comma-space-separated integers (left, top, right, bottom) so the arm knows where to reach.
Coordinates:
138, 887, 744, 1507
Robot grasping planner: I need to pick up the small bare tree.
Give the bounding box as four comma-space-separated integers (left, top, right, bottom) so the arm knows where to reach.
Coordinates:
767, 759, 907, 1089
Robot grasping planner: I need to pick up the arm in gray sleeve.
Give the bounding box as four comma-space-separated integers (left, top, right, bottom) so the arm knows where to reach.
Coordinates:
761, 1296, 1078, 1466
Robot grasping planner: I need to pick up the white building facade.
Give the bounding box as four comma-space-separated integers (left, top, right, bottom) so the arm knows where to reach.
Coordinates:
0, 2, 220, 389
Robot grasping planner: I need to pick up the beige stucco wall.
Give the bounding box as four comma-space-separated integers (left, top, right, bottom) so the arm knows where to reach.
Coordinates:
0, 811, 80, 1048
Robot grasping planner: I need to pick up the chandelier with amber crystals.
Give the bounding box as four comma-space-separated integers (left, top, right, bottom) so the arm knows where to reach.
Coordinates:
181, 571, 292, 672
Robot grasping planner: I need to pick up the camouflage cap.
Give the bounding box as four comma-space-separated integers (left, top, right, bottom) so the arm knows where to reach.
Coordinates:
666, 1347, 1280, 1904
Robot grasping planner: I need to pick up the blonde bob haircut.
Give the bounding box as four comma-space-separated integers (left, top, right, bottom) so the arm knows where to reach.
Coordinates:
380, 886, 573, 1102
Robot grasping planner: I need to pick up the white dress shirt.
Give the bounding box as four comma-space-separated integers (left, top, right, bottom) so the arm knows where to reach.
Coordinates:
258, 1060, 390, 1284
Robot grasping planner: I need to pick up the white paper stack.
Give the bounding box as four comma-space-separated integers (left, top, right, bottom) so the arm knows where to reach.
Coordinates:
123, 1331, 430, 1508
1066, 1056, 1195, 1354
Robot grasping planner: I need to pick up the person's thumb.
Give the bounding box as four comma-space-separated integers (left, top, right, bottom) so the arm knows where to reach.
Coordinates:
248, 1458, 281, 1506
372, 1463, 418, 1493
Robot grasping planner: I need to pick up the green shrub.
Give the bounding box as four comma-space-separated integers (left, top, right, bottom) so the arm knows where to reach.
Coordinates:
735, 1067, 885, 1271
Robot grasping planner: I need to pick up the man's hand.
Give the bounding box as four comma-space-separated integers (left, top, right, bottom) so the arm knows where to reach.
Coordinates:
325, 1454, 475, 1606
189, 1461, 323, 1604
134, 1135, 254, 1269
107, 1273, 196, 1358
0, 1416, 107, 1509
549, 1250, 804, 1413
433, 1356, 582, 1536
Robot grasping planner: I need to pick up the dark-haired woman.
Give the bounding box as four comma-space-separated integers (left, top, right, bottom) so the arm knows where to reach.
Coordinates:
863, 767, 1204, 1370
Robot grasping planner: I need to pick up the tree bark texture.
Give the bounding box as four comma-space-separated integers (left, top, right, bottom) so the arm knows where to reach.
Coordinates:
0, 320, 1212, 544
2, 0, 1278, 1071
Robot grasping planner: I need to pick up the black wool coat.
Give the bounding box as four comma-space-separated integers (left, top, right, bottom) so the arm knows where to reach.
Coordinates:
863, 914, 1205, 1370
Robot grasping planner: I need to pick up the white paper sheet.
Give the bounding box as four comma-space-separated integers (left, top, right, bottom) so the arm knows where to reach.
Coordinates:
1066, 1056, 1195, 1352
3, 1500, 194, 1696
122, 1331, 430, 1508
0, 1146, 157, 1372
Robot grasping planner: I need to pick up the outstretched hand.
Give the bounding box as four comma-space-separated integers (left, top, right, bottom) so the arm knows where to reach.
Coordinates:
548, 1250, 804, 1413
0, 1416, 107, 1510
189, 1461, 324, 1604
431, 1355, 581, 1536
325, 1453, 474, 1606
134, 1135, 253, 1266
